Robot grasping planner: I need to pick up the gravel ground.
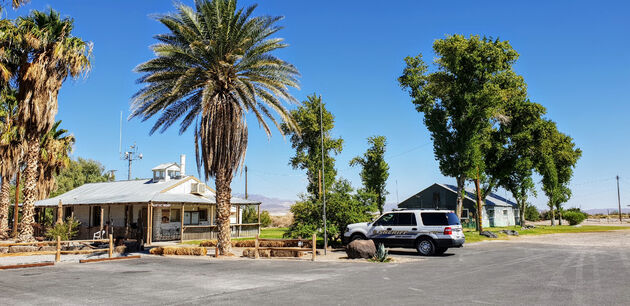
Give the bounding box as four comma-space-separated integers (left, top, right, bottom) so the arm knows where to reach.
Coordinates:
496, 229, 630, 248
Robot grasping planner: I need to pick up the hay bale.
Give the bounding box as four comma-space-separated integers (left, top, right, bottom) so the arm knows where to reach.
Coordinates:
149, 246, 207, 256
0, 247, 8, 254
242, 248, 270, 258
200, 240, 217, 247
114, 246, 127, 254
9, 246, 38, 253
234, 240, 255, 248
271, 250, 303, 257
38, 246, 56, 252
261, 241, 285, 247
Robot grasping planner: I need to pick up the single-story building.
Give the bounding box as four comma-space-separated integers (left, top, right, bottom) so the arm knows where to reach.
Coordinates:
398, 183, 520, 227
34, 155, 260, 244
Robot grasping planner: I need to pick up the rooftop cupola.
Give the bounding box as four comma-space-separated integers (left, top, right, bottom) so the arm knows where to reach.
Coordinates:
152, 154, 186, 182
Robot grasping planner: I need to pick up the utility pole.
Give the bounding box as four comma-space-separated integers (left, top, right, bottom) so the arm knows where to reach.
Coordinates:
122, 143, 143, 180
319, 100, 327, 255
617, 175, 622, 223
245, 166, 248, 199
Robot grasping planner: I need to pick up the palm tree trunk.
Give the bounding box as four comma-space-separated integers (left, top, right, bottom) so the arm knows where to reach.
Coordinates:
215, 169, 232, 255
0, 176, 10, 238
18, 138, 39, 242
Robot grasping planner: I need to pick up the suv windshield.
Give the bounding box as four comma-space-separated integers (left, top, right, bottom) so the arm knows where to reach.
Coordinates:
421, 212, 460, 226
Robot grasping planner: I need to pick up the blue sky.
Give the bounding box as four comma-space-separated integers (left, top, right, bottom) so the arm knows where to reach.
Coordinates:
5, 0, 630, 210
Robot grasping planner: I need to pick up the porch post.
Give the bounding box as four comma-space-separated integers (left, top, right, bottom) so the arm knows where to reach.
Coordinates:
99, 206, 104, 234
180, 204, 184, 243
237, 204, 241, 238
147, 202, 153, 245
56, 200, 63, 225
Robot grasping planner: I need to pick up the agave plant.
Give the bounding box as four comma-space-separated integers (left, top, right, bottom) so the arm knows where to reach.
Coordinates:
372, 243, 390, 262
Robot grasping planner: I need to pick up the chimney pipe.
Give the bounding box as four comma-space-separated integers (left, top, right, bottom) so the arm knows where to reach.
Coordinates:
180, 154, 186, 177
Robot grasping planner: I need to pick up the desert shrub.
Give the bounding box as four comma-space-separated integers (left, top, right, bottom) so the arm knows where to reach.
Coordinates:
271, 214, 293, 228
563, 211, 587, 225
45, 217, 80, 241
150, 246, 207, 256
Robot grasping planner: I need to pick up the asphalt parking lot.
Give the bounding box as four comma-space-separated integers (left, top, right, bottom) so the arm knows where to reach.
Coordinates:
2, 232, 630, 305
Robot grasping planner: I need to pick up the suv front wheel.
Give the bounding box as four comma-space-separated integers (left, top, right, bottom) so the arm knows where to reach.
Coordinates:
416, 238, 435, 256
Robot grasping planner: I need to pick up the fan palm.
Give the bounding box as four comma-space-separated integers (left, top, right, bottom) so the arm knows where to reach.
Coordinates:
131, 0, 299, 254
0, 87, 21, 238
36, 121, 74, 200
15, 9, 90, 241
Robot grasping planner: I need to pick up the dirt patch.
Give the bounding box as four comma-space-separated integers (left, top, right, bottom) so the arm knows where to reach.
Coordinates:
476, 230, 630, 248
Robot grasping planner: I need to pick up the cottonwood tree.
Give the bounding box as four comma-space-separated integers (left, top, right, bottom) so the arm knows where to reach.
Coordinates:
535, 120, 581, 226
132, 0, 299, 254
282, 94, 342, 197
350, 135, 389, 214
399, 35, 523, 229
491, 100, 546, 226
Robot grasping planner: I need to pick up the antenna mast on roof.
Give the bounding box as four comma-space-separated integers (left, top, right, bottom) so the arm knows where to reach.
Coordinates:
119, 111, 123, 159
122, 143, 143, 180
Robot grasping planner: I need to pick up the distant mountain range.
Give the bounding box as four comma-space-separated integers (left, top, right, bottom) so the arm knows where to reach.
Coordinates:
234, 193, 296, 215
584, 208, 630, 215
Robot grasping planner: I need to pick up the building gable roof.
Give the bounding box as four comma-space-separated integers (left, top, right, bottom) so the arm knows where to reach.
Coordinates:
35, 176, 258, 207
438, 183, 517, 207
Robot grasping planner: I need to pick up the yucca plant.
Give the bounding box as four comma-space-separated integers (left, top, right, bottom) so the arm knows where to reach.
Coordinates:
132, 0, 300, 255
44, 216, 80, 241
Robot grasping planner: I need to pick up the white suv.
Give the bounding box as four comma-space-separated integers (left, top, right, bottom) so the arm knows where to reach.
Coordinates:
343, 209, 465, 256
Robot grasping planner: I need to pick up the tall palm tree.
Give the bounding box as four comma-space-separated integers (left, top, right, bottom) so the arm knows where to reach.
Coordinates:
36, 120, 74, 200
132, 0, 299, 254
15, 9, 90, 241
0, 87, 21, 239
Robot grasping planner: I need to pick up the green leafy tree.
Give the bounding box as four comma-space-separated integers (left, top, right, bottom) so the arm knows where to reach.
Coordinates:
399, 35, 522, 231
524, 204, 540, 221
131, 0, 299, 255
283, 94, 342, 196
259, 210, 272, 227
488, 99, 547, 226
535, 120, 582, 226
286, 179, 373, 242
350, 135, 389, 214
51, 158, 110, 197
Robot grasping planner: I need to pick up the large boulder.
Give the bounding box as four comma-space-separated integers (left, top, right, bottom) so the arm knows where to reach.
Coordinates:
480, 231, 498, 238
499, 230, 519, 236
345, 239, 376, 259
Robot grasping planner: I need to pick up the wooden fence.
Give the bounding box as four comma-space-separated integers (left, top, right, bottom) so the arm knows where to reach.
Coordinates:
252, 234, 317, 261
0, 235, 114, 262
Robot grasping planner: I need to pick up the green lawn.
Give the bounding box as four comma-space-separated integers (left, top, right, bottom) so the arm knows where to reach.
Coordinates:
180, 227, 288, 245
464, 225, 630, 243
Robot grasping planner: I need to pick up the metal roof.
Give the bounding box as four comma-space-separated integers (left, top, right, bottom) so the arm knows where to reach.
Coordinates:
439, 183, 517, 207
35, 177, 259, 207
